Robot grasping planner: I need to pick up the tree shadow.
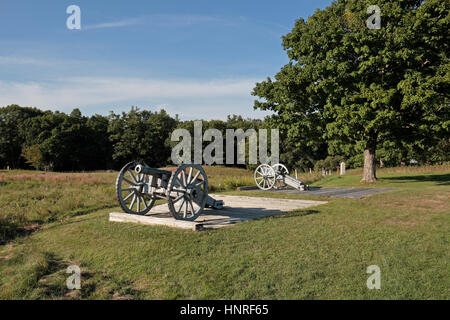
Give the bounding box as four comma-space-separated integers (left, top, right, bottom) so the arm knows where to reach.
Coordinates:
34, 252, 70, 298
35, 252, 141, 300
381, 173, 450, 185
0, 219, 20, 245
271, 209, 320, 220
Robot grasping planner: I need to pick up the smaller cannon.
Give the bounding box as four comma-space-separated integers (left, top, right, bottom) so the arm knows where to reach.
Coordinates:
115, 162, 223, 221
254, 163, 309, 191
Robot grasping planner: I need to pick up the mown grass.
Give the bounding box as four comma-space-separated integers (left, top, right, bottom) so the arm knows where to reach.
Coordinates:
313, 168, 450, 189
0, 166, 448, 299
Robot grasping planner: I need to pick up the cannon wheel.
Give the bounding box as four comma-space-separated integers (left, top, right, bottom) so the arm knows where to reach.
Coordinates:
167, 164, 208, 221
272, 163, 289, 189
254, 164, 276, 190
116, 161, 156, 215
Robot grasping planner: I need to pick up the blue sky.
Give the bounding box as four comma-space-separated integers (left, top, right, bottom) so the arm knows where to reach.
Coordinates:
0, 0, 332, 120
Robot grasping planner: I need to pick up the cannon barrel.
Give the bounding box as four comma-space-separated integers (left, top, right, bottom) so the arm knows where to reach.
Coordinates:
135, 164, 172, 176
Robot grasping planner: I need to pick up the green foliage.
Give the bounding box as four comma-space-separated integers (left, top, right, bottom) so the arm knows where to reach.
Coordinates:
314, 155, 345, 171
252, 0, 449, 178
0, 105, 44, 169
19, 108, 113, 171
108, 107, 177, 168
0, 105, 179, 171
169, 115, 266, 169
263, 114, 328, 171
21, 145, 44, 170
346, 152, 365, 169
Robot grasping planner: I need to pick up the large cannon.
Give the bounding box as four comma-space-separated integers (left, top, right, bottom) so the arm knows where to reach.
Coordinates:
115, 162, 223, 221
254, 163, 310, 191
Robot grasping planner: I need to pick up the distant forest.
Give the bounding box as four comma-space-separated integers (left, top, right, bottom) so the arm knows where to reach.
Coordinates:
0, 104, 448, 172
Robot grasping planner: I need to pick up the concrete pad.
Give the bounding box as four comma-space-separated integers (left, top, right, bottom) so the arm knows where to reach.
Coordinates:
109, 194, 327, 231
262, 187, 393, 199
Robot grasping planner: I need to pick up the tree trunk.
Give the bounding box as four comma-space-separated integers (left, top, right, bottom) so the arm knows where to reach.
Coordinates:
362, 145, 377, 182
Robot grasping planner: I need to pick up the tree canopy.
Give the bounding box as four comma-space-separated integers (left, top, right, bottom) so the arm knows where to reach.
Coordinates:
252, 0, 449, 181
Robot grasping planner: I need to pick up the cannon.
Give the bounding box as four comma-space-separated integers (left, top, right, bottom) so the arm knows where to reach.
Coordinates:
115, 162, 223, 221
254, 163, 309, 191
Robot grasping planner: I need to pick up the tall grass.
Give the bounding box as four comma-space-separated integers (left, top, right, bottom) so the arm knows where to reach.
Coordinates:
161, 165, 256, 192
0, 172, 117, 243
293, 171, 324, 185
0, 167, 256, 243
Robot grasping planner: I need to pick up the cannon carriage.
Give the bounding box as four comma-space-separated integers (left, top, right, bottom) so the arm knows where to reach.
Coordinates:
254, 163, 310, 191
115, 162, 223, 221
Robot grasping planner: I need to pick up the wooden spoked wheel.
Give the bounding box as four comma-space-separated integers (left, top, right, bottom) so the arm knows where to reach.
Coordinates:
116, 161, 156, 215
166, 164, 208, 221
254, 164, 276, 190
272, 163, 289, 189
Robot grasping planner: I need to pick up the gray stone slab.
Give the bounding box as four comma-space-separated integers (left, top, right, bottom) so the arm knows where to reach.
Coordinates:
266, 187, 393, 199
109, 194, 327, 231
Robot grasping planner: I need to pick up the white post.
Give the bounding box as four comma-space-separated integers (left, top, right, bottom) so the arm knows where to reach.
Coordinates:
340, 162, 346, 175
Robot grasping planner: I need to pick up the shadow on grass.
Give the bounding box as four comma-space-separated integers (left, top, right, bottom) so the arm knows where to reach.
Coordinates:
2, 249, 142, 299
34, 252, 70, 298
381, 173, 450, 185
78, 269, 142, 300
0, 205, 117, 245
69, 205, 118, 218
271, 209, 319, 220
0, 219, 19, 245
0, 220, 41, 245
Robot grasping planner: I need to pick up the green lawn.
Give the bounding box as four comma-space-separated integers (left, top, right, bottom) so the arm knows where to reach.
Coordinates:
0, 167, 448, 299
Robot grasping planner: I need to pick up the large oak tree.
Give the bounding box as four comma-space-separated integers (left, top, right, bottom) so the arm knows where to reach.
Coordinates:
252, 0, 449, 181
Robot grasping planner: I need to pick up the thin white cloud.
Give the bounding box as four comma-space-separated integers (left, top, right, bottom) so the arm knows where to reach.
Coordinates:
83, 14, 237, 30
83, 17, 144, 30
0, 56, 50, 65
0, 77, 270, 120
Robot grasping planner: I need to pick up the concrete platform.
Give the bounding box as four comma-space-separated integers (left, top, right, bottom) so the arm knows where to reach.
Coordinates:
109, 195, 327, 231
265, 187, 393, 199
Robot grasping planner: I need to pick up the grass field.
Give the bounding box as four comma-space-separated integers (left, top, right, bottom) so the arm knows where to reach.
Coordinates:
0, 165, 448, 299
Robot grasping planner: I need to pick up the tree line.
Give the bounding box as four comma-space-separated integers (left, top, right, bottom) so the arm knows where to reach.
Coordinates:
0, 104, 447, 172
0, 105, 266, 171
